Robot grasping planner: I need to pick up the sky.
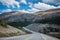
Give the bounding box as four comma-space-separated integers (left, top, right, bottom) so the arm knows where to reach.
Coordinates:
0, 0, 60, 14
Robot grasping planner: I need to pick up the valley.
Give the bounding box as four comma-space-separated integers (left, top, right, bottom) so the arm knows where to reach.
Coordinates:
0, 8, 60, 40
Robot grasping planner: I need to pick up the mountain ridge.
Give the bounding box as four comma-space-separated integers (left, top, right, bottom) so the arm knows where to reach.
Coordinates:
0, 8, 60, 24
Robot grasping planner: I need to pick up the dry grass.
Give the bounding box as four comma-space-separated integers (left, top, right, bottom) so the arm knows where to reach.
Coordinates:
0, 25, 26, 37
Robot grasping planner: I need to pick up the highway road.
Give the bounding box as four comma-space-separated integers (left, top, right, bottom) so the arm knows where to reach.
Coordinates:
0, 27, 59, 40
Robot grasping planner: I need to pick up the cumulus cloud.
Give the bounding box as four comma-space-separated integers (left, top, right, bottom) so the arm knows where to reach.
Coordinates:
34, 2, 57, 10
18, 10, 29, 13
42, 0, 60, 4
0, 0, 20, 8
57, 6, 60, 8
4, 9, 12, 12
0, 0, 60, 13
29, 2, 60, 11
1, 9, 12, 13
0, 13, 1, 14
27, 2, 60, 13
28, 8, 40, 13
18, 8, 40, 13
0, 0, 27, 8
20, 0, 27, 4
28, 2, 40, 13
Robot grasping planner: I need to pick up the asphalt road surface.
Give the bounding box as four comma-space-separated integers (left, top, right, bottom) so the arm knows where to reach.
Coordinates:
0, 33, 59, 40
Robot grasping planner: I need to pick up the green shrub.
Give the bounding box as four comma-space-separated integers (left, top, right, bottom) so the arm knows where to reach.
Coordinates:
0, 20, 8, 28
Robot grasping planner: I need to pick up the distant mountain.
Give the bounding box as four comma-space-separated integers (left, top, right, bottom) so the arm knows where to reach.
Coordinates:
0, 11, 41, 22
0, 8, 60, 24
34, 8, 60, 24
35, 8, 60, 15
0, 11, 24, 20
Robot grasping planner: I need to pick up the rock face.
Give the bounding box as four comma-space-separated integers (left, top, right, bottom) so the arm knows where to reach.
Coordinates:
0, 25, 26, 37
25, 23, 48, 32
25, 23, 60, 32
25, 23, 60, 38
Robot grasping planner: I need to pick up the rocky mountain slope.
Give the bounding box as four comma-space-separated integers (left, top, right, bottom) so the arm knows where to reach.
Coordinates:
0, 11, 41, 23
34, 8, 60, 24
35, 8, 60, 15
0, 8, 60, 23
0, 8, 60, 25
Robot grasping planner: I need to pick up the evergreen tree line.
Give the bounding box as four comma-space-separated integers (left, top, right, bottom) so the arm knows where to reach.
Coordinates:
34, 13, 60, 24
